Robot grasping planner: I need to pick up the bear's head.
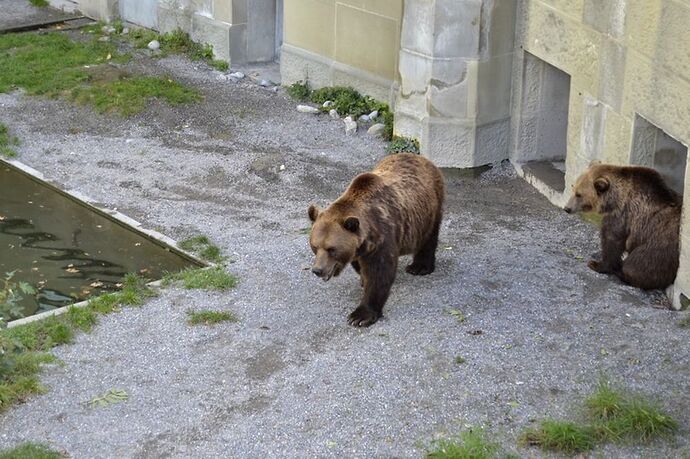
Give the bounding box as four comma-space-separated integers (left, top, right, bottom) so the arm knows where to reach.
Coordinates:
307, 204, 362, 281
564, 165, 611, 214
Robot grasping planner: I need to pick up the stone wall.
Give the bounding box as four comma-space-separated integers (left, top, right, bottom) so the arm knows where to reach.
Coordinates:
510, 0, 690, 309
280, 0, 404, 104
63, 0, 279, 65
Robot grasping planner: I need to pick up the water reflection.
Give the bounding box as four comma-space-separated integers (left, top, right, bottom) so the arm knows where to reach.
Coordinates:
0, 164, 198, 319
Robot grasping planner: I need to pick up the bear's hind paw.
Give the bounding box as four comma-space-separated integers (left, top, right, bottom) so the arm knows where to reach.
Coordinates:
405, 262, 435, 276
348, 306, 381, 327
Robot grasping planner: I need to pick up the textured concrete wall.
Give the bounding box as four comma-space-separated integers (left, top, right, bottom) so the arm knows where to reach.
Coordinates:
394, 0, 517, 168
280, 0, 404, 104
510, 0, 690, 309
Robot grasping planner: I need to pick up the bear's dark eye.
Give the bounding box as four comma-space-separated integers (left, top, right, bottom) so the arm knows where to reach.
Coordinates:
327, 248, 336, 256
575, 192, 582, 198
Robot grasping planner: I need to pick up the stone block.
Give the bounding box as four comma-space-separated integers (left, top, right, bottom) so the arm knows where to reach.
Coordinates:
213, 0, 235, 24
487, 0, 517, 57
279, 44, 332, 88
584, 0, 626, 39
398, 50, 432, 95
422, 118, 476, 168
537, 0, 585, 18
433, 0, 481, 59
428, 58, 469, 119
158, 4, 193, 34
400, 0, 435, 56
334, 3, 400, 81
338, 0, 403, 19
597, 38, 626, 112
79, 0, 118, 21
191, 13, 232, 61
475, 118, 510, 165
247, 0, 275, 62
601, 109, 632, 165
283, 0, 335, 58
476, 52, 514, 124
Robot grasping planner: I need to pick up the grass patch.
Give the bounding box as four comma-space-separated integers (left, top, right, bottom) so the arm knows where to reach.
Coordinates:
520, 420, 596, 454
163, 266, 237, 291
0, 274, 154, 412
71, 75, 201, 116
0, 31, 200, 116
0, 442, 63, 459
426, 429, 505, 459
187, 310, 238, 326
177, 235, 224, 263
454, 356, 466, 365
0, 123, 20, 158
520, 381, 679, 455
28, 0, 50, 7
285, 80, 395, 140
387, 135, 420, 154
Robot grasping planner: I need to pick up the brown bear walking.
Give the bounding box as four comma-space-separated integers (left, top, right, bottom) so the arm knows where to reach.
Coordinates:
308, 153, 445, 327
564, 163, 681, 290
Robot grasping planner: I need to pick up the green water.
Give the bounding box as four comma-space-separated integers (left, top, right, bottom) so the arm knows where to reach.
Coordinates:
0, 163, 199, 321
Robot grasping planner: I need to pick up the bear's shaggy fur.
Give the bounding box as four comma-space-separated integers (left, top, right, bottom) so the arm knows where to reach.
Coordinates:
564, 163, 681, 289
308, 153, 445, 326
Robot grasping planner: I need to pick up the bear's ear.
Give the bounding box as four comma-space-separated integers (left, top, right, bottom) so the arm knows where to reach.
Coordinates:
343, 216, 359, 233
308, 205, 320, 222
594, 177, 610, 194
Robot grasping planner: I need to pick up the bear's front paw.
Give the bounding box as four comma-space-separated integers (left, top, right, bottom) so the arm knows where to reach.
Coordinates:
405, 262, 435, 276
348, 306, 380, 327
588, 259, 608, 273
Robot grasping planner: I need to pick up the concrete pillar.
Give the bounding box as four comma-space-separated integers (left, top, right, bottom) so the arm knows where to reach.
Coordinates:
79, 0, 119, 21
395, 0, 516, 168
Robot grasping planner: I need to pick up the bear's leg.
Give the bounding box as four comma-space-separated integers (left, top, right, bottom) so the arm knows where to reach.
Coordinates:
348, 254, 397, 327
406, 216, 441, 276
588, 217, 625, 274
619, 245, 677, 290
351, 260, 363, 286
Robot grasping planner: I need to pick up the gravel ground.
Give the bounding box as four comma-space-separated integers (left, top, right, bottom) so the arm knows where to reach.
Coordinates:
0, 0, 79, 31
0, 28, 689, 458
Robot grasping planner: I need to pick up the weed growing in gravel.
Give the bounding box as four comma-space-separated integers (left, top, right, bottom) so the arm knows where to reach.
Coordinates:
0, 123, 20, 158
0, 31, 200, 116
163, 266, 237, 291
426, 429, 510, 459
0, 274, 153, 411
520, 381, 678, 454
679, 314, 690, 328
29, 0, 50, 7
126, 27, 228, 71
387, 136, 420, 154
285, 80, 395, 140
0, 442, 64, 459
187, 310, 238, 325
454, 356, 466, 365
178, 235, 224, 263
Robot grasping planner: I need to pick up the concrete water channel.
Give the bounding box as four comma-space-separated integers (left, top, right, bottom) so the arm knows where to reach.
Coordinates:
0, 161, 200, 322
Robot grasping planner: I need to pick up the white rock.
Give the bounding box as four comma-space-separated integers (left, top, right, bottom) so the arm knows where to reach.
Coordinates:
323, 101, 334, 108
98, 36, 110, 42
101, 25, 115, 34
216, 74, 228, 81
121, 27, 129, 35
368, 110, 379, 120
272, 87, 279, 93
147, 40, 160, 50
344, 116, 357, 136
297, 105, 320, 114
358, 114, 370, 123
279, 164, 286, 171
329, 109, 339, 119
367, 123, 386, 137
259, 79, 271, 87
229, 71, 245, 79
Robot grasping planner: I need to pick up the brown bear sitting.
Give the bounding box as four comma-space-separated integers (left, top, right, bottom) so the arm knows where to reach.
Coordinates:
308, 153, 445, 327
564, 163, 681, 290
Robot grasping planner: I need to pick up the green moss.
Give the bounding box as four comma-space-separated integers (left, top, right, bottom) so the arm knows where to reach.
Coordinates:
163, 266, 237, 291
427, 429, 504, 459
0, 443, 64, 459
28, 0, 50, 7
178, 235, 224, 263
187, 310, 238, 325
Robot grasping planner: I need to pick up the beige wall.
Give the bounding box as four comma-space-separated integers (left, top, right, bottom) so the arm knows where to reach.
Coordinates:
281, 0, 403, 103
511, 0, 690, 308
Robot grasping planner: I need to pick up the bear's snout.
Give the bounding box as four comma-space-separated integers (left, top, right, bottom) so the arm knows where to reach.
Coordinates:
564, 206, 572, 214
311, 267, 324, 277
